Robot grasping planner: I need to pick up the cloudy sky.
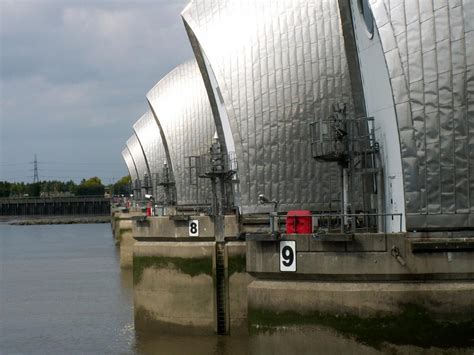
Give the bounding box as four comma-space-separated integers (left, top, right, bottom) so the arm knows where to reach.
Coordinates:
0, 0, 192, 184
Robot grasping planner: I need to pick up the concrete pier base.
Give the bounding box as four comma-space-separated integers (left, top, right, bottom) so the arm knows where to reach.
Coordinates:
246, 233, 474, 280
248, 280, 474, 320
227, 242, 254, 331
245, 231, 474, 345
111, 211, 145, 268
134, 241, 215, 334
133, 239, 253, 335
119, 228, 135, 268
247, 280, 474, 347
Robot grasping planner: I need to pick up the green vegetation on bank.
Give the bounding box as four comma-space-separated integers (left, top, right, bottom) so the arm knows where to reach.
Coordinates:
75, 177, 105, 196
0, 175, 131, 198
111, 175, 131, 196
9, 216, 111, 225
0, 180, 75, 198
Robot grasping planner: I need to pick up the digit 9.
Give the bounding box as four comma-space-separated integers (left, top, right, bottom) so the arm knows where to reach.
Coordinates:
281, 245, 294, 267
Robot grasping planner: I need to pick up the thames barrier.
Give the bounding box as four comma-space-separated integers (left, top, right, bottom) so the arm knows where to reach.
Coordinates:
5, 0, 474, 353
111, 0, 474, 345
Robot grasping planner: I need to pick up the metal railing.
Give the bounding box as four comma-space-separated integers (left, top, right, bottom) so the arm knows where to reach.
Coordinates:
310, 114, 378, 163
269, 212, 403, 234
197, 151, 238, 178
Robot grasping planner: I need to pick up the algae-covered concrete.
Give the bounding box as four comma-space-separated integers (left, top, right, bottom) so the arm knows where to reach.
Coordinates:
112, 211, 144, 245
133, 240, 253, 335
248, 280, 474, 319
111, 211, 146, 268
130, 213, 250, 333
248, 280, 474, 348
226, 242, 254, 332
246, 232, 474, 345
113, 217, 132, 245
134, 241, 216, 334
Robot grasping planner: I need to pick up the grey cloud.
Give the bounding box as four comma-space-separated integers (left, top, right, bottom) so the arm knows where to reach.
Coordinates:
0, 0, 192, 183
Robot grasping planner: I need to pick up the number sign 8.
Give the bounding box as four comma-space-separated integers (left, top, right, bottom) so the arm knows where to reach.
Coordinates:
280, 241, 296, 272
189, 220, 199, 237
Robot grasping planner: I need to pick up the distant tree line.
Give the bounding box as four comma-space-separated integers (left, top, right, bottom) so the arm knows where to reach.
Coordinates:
112, 175, 131, 196
0, 176, 131, 198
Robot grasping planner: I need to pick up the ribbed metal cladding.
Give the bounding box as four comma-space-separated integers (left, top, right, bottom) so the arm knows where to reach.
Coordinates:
370, 0, 474, 229
122, 148, 139, 185
133, 111, 167, 201
182, 0, 355, 214
146, 59, 214, 206
126, 134, 150, 187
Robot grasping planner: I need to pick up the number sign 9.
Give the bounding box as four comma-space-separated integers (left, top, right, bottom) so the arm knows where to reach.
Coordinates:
280, 241, 296, 272
189, 220, 199, 237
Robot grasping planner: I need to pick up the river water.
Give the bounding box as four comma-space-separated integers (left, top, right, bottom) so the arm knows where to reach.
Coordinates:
0, 223, 471, 354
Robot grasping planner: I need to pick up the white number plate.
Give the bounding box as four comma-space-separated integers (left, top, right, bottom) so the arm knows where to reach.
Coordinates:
280, 241, 296, 272
189, 220, 199, 237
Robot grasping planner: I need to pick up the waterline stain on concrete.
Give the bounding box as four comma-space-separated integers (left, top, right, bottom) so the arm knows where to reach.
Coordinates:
134, 306, 214, 335
133, 256, 213, 284
228, 255, 246, 276
248, 304, 474, 348
117, 228, 132, 244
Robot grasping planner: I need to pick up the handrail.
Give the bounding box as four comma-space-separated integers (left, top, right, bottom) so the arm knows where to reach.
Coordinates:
270, 212, 403, 234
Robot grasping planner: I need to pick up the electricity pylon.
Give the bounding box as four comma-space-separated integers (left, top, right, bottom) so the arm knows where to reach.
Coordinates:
33, 154, 39, 183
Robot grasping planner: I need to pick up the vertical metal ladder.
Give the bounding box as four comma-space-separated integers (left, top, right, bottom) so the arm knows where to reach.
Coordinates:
215, 242, 227, 334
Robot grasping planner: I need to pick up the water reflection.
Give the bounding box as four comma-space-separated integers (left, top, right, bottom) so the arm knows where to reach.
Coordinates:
134, 324, 473, 354
0, 224, 136, 354
134, 332, 248, 355
249, 326, 381, 355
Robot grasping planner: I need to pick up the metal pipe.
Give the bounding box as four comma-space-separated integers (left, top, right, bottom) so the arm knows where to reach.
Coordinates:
340, 165, 345, 232
376, 154, 385, 233
342, 167, 349, 232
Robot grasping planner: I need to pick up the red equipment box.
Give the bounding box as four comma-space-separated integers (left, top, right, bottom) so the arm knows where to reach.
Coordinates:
286, 210, 312, 234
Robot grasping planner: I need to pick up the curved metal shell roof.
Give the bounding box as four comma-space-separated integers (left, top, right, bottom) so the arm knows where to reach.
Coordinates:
126, 134, 150, 186
133, 111, 167, 200
182, 0, 354, 214
367, 0, 474, 229
121, 147, 138, 184
146, 59, 215, 206
182, 0, 474, 230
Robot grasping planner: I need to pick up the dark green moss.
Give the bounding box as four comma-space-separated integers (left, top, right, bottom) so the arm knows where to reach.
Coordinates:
133, 256, 212, 285
118, 228, 132, 238
249, 304, 474, 348
115, 228, 132, 244
228, 254, 246, 276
